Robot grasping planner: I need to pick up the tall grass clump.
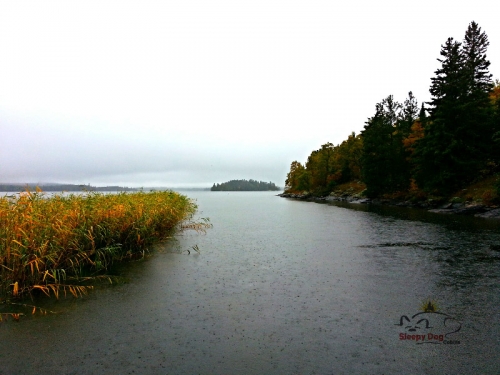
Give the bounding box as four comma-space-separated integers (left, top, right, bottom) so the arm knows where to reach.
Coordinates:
0, 190, 202, 304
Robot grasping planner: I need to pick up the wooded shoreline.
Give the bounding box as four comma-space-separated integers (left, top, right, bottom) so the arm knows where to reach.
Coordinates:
284, 22, 500, 206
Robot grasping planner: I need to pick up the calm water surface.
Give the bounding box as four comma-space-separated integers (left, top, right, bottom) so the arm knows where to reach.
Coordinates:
1, 191, 499, 374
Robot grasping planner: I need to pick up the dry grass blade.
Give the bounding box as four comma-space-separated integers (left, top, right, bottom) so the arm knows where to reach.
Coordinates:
0, 190, 206, 308
181, 217, 213, 233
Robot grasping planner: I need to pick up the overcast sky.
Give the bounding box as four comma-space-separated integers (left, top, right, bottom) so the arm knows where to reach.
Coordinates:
1, 1, 499, 188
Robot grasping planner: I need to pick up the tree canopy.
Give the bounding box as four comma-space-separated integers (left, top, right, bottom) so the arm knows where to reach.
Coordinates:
284, 21, 498, 199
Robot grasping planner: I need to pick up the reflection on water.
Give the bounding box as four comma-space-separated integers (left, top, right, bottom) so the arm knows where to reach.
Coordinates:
1, 192, 499, 374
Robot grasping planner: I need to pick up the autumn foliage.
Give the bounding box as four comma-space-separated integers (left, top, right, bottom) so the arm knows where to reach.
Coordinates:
0, 190, 198, 301
285, 21, 499, 199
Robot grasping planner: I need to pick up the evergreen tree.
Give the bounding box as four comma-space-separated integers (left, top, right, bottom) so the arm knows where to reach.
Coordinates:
414, 37, 470, 193
461, 21, 494, 161
427, 37, 465, 117
418, 103, 427, 127
399, 92, 419, 137
361, 103, 387, 197
462, 21, 493, 94
493, 82, 500, 163
415, 23, 494, 193
361, 96, 402, 197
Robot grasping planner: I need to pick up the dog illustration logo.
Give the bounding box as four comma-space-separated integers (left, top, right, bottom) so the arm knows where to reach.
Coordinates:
395, 300, 462, 344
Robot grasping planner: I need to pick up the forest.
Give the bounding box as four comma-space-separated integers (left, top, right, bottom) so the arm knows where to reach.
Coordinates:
285, 22, 500, 201
211, 179, 280, 191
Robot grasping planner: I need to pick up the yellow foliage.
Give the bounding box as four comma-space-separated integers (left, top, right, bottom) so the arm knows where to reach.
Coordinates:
0, 190, 198, 301
403, 120, 425, 156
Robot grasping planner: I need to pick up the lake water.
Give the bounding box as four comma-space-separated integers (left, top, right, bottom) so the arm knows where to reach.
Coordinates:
1, 191, 499, 374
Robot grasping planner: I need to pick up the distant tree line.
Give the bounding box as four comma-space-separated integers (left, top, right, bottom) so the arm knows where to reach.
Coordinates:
285, 21, 500, 198
0, 184, 138, 192
211, 179, 280, 191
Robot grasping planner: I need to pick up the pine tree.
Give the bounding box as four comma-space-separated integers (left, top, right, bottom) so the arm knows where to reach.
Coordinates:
461, 21, 495, 160
493, 82, 500, 163
361, 96, 402, 197
399, 92, 419, 138
418, 103, 427, 127
462, 21, 493, 94
362, 103, 387, 197
414, 23, 494, 194
428, 37, 465, 118
414, 37, 472, 193
421, 38, 464, 192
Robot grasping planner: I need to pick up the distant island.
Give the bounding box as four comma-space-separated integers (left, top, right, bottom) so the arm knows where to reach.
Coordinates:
0, 183, 138, 192
211, 179, 280, 191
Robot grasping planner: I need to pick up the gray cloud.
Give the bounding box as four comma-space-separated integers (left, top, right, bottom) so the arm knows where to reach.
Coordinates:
1, 2, 499, 188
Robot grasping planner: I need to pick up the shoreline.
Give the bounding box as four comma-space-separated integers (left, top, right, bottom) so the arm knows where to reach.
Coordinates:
278, 192, 500, 219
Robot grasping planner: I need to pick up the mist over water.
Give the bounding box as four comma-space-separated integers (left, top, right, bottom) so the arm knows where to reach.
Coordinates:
1, 192, 499, 374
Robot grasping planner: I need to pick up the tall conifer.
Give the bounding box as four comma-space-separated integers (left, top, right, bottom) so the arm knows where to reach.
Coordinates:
361, 96, 403, 196
414, 38, 464, 193
414, 22, 494, 194
461, 21, 494, 159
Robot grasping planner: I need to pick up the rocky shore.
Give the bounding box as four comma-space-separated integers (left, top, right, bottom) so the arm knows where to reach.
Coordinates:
278, 192, 500, 219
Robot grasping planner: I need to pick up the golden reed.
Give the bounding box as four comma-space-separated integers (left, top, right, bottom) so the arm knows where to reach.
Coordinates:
0, 189, 199, 307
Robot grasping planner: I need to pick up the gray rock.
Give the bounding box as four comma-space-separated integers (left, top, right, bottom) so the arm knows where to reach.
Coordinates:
459, 204, 487, 215
428, 208, 456, 214
429, 204, 487, 216
396, 201, 411, 207
350, 198, 371, 204
439, 202, 453, 209
475, 208, 500, 219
